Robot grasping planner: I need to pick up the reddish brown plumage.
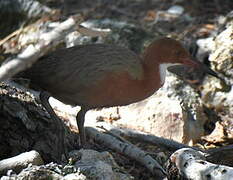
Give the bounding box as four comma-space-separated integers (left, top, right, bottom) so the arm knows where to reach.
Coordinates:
86, 70, 160, 107
18, 37, 219, 147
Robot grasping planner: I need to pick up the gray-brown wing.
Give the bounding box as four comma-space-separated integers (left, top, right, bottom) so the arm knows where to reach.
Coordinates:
22, 44, 144, 94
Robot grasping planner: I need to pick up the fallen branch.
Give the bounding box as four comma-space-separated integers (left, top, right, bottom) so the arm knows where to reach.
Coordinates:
78, 24, 111, 37
0, 15, 83, 82
0, 82, 79, 162
94, 122, 192, 152
86, 126, 167, 178
0, 27, 24, 47
0, 150, 44, 175
169, 148, 233, 180
205, 144, 233, 166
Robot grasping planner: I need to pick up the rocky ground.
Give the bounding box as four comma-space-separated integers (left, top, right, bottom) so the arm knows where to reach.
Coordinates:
0, 0, 233, 179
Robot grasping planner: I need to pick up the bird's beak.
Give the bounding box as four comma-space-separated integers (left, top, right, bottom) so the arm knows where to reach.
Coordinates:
168, 57, 230, 91
184, 57, 222, 80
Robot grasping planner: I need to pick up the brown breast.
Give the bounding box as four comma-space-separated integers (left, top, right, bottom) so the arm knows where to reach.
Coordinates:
84, 70, 161, 108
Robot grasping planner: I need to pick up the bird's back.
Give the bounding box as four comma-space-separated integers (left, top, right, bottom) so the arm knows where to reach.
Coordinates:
20, 44, 144, 106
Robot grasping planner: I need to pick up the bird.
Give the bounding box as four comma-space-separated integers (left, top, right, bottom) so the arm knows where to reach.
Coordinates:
17, 37, 220, 155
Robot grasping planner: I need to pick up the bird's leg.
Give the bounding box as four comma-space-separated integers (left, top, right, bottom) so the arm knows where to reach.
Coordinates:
39, 91, 68, 161
76, 107, 89, 147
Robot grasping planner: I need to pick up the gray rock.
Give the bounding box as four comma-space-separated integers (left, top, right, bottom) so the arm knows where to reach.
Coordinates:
70, 149, 133, 180
1, 162, 63, 180
167, 5, 184, 15
66, 19, 154, 54
200, 13, 233, 139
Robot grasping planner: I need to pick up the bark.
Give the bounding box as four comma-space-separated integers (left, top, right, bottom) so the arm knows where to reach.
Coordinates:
205, 145, 233, 166
86, 126, 167, 179
95, 122, 193, 151
168, 148, 233, 180
0, 83, 78, 163
0, 150, 43, 175
0, 15, 84, 81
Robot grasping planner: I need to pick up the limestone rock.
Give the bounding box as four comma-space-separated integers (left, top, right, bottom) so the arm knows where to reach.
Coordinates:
200, 13, 233, 139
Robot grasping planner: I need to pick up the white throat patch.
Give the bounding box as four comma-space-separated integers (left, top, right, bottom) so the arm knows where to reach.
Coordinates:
159, 63, 175, 85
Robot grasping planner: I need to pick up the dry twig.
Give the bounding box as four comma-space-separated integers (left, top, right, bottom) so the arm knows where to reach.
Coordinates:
170, 148, 233, 180
94, 122, 192, 152
0, 150, 43, 175
78, 24, 111, 37
86, 126, 167, 178
0, 15, 83, 82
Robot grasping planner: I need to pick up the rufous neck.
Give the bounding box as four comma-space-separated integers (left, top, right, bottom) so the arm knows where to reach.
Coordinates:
142, 48, 161, 74
141, 51, 163, 88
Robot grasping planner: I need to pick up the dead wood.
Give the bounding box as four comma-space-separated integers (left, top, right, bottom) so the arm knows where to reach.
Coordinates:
0, 15, 83, 82
205, 145, 233, 166
168, 148, 233, 180
95, 122, 193, 152
86, 126, 167, 178
0, 150, 43, 175
0, 83, 78, 163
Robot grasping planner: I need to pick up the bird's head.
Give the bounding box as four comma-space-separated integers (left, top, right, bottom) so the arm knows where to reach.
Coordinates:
144, 37, 220, 79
